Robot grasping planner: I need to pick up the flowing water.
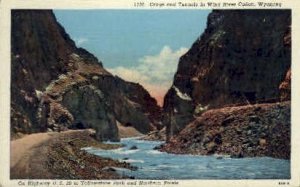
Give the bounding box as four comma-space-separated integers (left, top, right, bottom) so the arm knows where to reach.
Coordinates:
83, 137, 290, 179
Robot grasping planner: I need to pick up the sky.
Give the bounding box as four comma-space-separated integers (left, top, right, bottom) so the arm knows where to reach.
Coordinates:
54, 10, 211, 106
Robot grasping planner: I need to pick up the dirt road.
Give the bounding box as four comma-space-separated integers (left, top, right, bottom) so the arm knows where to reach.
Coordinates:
11, 132, 54, 168
10, 130, 134, 179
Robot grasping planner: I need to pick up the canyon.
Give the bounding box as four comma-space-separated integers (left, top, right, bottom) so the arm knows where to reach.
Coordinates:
10, 9, 291, 180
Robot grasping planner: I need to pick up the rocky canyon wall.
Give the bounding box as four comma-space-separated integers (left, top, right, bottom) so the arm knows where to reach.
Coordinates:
11, 10, 161, 141
163, 10, 291, 140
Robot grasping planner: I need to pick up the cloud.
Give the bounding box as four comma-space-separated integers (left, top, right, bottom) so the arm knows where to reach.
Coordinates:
108, 46, 188, 106
108, 66, 150, 83
74, 37, 89, 46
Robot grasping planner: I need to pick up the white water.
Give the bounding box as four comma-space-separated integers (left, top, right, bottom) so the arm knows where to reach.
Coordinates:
84, 137, 290, 179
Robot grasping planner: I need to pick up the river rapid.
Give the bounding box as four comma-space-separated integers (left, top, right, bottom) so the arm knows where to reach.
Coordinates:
83, 137, 290, 179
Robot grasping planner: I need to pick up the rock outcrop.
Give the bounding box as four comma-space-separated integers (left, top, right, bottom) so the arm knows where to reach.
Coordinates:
11, 10, 161, 141
140, 127, 166, 141
163, 10, 291, 140
279, 68, 291, 101
160, 101, 290, 159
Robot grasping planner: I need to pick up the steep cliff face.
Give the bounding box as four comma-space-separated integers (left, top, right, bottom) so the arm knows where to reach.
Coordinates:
11, 10, 73, 135
92, 75, 162, 133
163, 10, 291, 139
11, 10, 161, 141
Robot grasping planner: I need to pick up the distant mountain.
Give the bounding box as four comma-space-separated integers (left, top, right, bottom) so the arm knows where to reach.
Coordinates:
11, 10, 162, 141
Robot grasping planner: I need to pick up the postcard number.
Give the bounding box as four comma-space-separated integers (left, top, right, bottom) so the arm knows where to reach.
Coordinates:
278, 181, 290, 185
134, 2, 145, 7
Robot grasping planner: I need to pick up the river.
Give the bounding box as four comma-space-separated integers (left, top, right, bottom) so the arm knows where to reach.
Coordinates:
83, 137, 290, 179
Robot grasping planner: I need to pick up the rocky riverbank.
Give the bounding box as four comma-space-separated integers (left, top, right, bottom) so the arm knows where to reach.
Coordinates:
11, 130, 136, 179
160, 102, 290, 159
140, 127, 166, 141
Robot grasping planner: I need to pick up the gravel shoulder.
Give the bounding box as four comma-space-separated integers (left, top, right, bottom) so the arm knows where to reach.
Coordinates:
10, 129, 135, 179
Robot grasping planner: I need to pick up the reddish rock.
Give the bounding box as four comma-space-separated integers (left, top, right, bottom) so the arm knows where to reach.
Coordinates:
279, 68, 291, 101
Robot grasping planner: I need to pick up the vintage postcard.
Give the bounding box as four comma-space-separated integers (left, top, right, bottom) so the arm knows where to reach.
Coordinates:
0, 0, 299, 187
